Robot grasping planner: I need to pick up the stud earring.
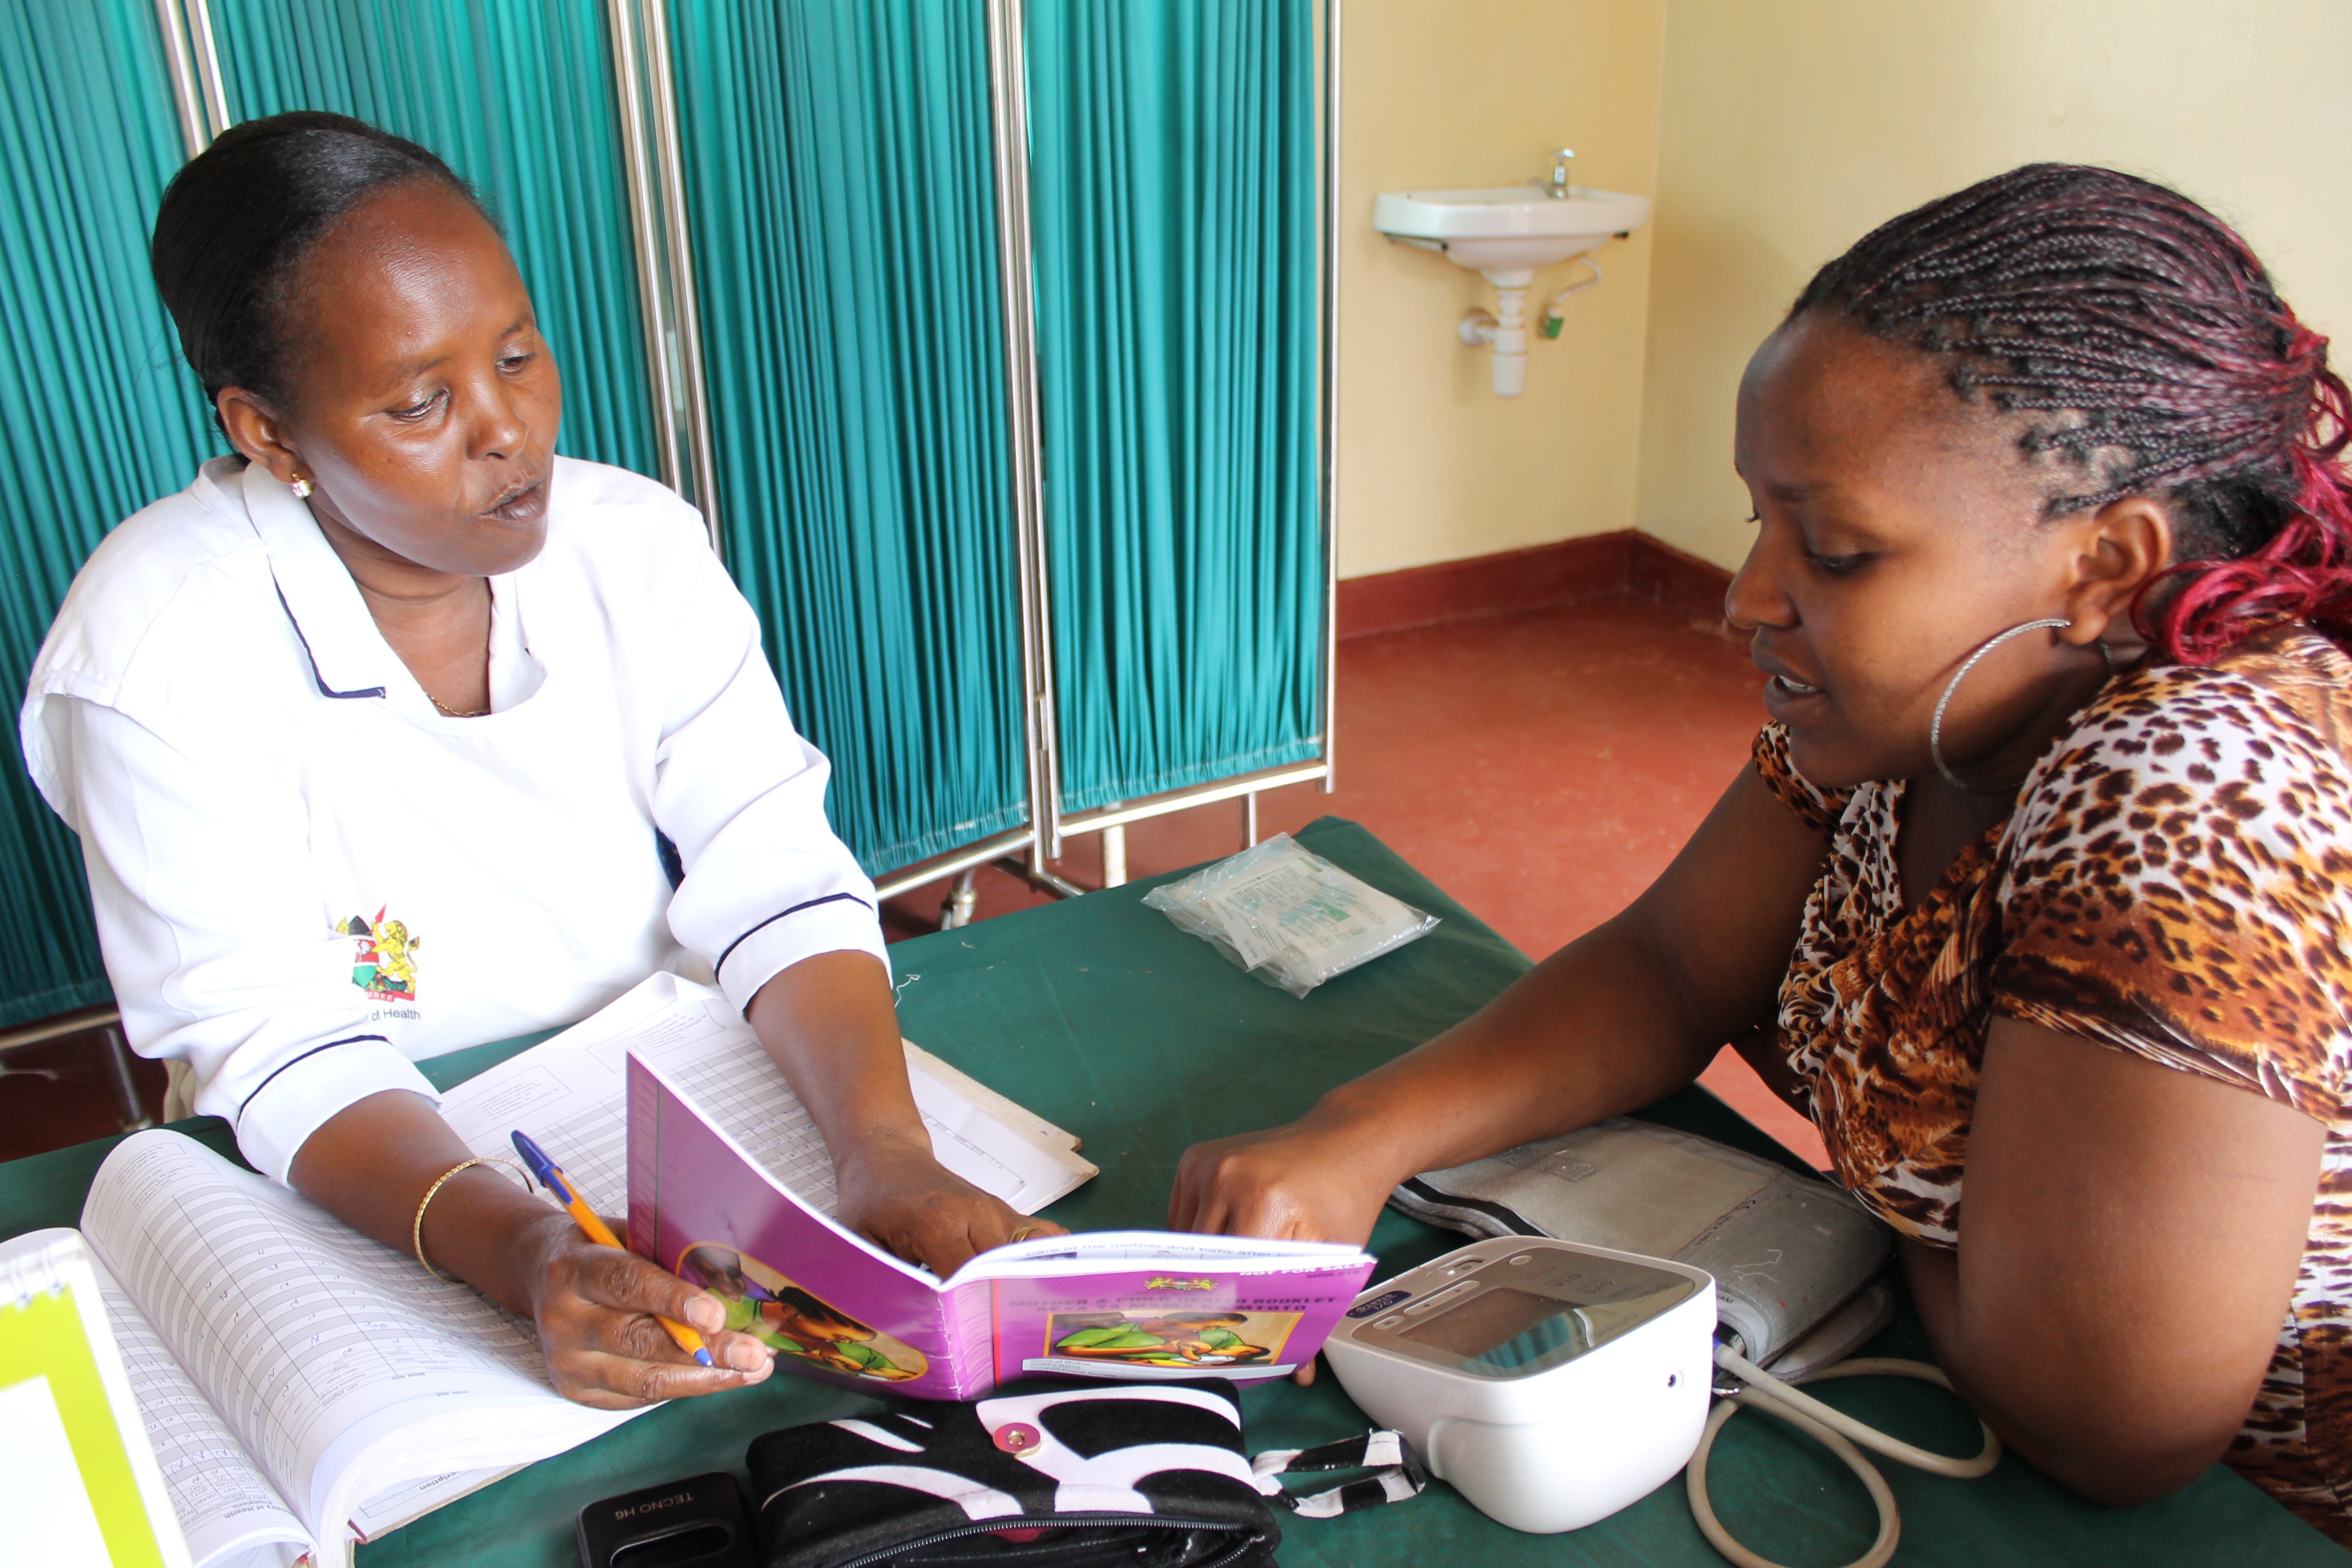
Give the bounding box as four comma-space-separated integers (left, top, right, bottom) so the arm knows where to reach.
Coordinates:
290, 473, 314, 499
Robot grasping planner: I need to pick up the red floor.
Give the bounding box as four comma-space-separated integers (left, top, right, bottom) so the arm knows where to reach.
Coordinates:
0, 1021, 167, 1163
0, 591, 1827, 1170
879, 593, 1831, 1169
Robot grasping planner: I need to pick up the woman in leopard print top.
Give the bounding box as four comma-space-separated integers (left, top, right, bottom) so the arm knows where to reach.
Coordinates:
1756, 623, 2352, 1530
1174, 165, 2352, 1541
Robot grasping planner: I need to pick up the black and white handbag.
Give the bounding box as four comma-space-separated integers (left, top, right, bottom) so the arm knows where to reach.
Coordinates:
745, 1378, 1423, 1568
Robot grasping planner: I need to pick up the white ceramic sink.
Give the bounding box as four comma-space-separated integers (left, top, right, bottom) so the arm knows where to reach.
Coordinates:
1373, 186, 1651, 285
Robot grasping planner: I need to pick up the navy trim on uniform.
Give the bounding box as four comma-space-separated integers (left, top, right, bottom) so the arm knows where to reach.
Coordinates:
273, 582, 388, 700
235, 1033, 392, 1121
715, 892, 874, 978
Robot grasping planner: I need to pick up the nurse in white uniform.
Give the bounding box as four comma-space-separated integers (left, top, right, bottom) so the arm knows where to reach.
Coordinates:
18, 111, 1054, 1407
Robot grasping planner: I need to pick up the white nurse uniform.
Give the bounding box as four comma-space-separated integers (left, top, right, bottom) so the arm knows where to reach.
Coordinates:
20, 455, 886, 1184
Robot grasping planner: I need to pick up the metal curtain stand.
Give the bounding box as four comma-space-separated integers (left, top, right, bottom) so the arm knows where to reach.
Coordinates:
884, 0, 1343, 928
604, 0, 722, 553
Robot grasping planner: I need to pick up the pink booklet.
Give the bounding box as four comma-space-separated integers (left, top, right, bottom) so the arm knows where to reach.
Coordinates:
626, 1050, 1378, 1402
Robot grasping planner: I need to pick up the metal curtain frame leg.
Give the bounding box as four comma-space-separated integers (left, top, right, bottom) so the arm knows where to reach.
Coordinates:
151, 0, 211, 155
1320, 0, 1342, 794
984, 0, 1064, 875
938, 868, 980, 930
102, 1023, 158, 1132
606, 0, 722, 553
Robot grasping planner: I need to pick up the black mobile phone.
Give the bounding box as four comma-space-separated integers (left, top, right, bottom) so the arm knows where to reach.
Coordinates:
576, 1471, 755, 1568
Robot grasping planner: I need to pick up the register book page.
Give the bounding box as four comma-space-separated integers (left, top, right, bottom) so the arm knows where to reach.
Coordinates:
81, 1131, 637, 1565
437, 971, 1093, 1218
92, 1257, 308, 1568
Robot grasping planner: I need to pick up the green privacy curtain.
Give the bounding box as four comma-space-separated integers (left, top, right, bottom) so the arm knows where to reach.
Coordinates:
665, 0, 1027, 876
207, 0, 660, 477
1026, 0, 1324, 814
0, 0, 215, 1026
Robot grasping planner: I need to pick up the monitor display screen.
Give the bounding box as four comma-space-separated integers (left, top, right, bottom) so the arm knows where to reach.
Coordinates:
1397, 1258, 1695, 1374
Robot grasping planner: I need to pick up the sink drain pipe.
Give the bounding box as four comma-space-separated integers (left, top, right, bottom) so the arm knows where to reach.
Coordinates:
1458, 274, 1531, 396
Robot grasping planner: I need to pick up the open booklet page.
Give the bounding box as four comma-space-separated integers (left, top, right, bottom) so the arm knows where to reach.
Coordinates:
436, 973, 1095, 1217
947, 1231, 1387, 1385
629, 1049, 1378, 1402
81, 1131, 642, 1568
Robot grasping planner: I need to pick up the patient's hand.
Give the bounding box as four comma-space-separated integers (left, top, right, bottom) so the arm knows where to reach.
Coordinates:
1168, 1117, 1398, 1247
836, 1133, 1067, 1277
516, 1208, 778, 1408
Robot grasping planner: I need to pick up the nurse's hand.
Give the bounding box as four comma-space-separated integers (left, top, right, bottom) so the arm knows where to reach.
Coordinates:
745, 952, 1066, 1277
835, 1133, 1067, 1276
511, 1207, 779, 1409
288, 1091, 777, 1408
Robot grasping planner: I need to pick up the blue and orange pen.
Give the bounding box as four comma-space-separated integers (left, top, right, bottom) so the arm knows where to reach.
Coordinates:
509, 1129, 715, 1368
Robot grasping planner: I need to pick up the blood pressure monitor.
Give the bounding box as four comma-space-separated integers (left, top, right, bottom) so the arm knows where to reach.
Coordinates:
1322, 1237, 1715, 1534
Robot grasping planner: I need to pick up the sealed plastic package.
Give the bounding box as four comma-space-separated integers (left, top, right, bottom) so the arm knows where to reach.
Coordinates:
1142, 834, 1439, 998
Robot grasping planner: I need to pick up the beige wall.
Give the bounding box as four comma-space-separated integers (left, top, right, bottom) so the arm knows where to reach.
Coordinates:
1634, 0, 2352, 571
1334, 0, 1667, 578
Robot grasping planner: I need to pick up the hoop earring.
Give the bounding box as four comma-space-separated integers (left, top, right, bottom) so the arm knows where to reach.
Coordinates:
1929, 617, 2072, 793
290, 473, 313, 499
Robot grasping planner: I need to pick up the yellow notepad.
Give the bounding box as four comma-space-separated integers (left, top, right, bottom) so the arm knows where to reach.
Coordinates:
0, 1229, 190, 1567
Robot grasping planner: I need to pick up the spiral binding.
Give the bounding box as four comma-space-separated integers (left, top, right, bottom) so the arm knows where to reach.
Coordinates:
3, 1231, 78, 1311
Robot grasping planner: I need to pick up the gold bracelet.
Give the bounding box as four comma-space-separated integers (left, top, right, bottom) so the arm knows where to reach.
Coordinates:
412, 1156, 531, 1283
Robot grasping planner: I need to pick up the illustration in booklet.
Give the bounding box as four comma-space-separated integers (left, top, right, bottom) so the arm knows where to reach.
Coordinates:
625, 1051, 1376, 1401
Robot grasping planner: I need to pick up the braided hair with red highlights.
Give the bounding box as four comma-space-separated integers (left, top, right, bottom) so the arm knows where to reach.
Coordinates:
1790, 163, 2352, 664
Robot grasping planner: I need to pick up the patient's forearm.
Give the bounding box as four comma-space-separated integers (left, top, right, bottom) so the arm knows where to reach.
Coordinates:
1174, 765, 1820, 1244
1288, 770, 1823, 1185
1304, 912, 1732, 1185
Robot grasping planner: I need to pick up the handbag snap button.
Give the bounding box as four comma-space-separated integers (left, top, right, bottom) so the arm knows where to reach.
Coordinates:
994, 1422, 1042, 1455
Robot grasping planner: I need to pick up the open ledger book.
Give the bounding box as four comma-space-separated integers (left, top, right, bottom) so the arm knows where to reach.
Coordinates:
62, 973, 1107, 1568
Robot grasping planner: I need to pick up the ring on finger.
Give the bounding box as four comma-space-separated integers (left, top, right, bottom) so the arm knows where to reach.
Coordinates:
1011, 1223, 1039, 1243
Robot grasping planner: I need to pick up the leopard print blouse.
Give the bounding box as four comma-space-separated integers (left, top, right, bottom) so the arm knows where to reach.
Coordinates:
1757, 622, 2352, 1540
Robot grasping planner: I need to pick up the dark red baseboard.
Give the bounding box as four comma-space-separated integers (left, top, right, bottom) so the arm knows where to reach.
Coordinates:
1337, 530, 1733, 639
1629, 532, 1736, 625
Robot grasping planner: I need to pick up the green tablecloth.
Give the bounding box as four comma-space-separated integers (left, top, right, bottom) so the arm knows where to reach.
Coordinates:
2, 816, 2339, 1566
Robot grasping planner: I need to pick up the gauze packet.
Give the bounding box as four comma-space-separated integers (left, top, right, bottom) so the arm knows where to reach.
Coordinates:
1142, 834, 1438, 997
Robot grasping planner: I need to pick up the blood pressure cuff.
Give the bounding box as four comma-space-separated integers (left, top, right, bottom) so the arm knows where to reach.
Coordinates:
1391, 1117, 1890, 1366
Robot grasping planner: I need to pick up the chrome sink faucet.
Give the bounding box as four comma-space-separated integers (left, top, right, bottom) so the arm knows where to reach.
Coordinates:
1534, 147, 1575, 199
